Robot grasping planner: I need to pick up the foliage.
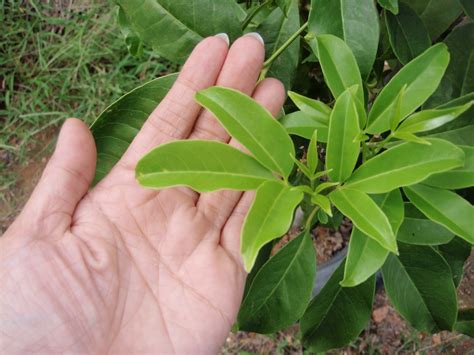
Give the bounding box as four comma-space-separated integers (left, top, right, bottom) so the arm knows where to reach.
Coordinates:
92, 0, 474, 351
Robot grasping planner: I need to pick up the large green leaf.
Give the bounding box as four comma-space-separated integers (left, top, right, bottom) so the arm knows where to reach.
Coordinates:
136, 140, 276, 192
454, 309, 474, 337
401, 0, 462, 40
428, 125, 474, 146
329, 188, 397, 253
425, 23, 474, 107
288, 91, 331, 124
241, 181, 304, 271
308, 34, 364, 104
397, 103, 473, 134
424, 146, 474, 189
195, 87, 294, 178
308, 0, 379, 78
301, 262, 375, 352
439, 237, 472, 287
382, 242, 458, 332
116, 0, 245, 63
280, 111, 328, 141
366, 44, 450, 134
257, 0, 300, 90
404, 184, 474, 244
345, 139, 464, 193
238, 232, 315, 333
342, 190, 404, 287
91, 73, 177, 183
326, 87, 360, 182
397, 203, 454, 245
385, 3, 431, 65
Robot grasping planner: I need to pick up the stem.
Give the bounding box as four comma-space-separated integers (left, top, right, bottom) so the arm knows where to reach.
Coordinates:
259, 21, 308, 80
304, 206, 320, 231
374, 133, 393, 154
241, 0, 272, 30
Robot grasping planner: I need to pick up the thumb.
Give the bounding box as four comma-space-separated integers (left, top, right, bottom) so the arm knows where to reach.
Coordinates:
18, 118, 97, 236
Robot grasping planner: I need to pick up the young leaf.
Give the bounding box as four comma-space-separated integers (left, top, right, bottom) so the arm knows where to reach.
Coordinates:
345, 139, 464, 193
280, 111, 328, 141
308, 34, 364, 104
389, 84, 407, 132
136, 140, 276, 192
195, 86, 294, 178
314, 181, 339, 194
329, 188, 397, 253
423, 146, 474, 189
241, 181, 304, 271
404, 184, 474, 244
288, 91, 331, 124
326, 87, 360, 182
238, 231, 316, 333
311, 194, 332, 216
307, 130, 319, 175
290, 154, 313, 179
117, 0, 245, 63
91, 73, 177, 183
301, 262, 375, 352
385, 3, 431, 65
342, 189, 404, 287
378, 0, 399, 14
439, 237, 472, 287
397, 203, 454, 245
366, 44, 450, 134
454, 309, 474, 337
382, 242, 458, 332
397, 102, 473, 133
308, 0, 379, 79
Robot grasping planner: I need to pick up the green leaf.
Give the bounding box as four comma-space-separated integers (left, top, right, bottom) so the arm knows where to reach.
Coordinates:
345, 139, 464, 193
288, 91, 331, 124
392, 131, 431, 145
257, 0, 300, 89
275, 0, 292, 15
329, 188, 397, 253
389, 84, 407, 132
439, 237, 472, 287
301, 262, 375, 352
424, 146, 474, 189
280, 111, 328, 141
116, 0, 245, 63
326, 87, 360, 182
401, 0, 462, 40
425, 23, 474, 107
397, 203, 455, 245
454, 309, 474, 337
308, 0, 379, 79
398, 103, 473, 133
342, 189, 404, 287
427, 125, 474, 146
308, 34, 364, 104
241, 181, 304, 271
91, 73, 177, 183
385, 3, 431, 65
382, 242, 458, 332
366, 44, 450, 134
136, 140, 276, 192
311, 194, 332, 216
460, 0, 474, 19
314, 181, 339, 194
195, 86, 294, 178
243, 241, 273, 298
404, 184, 474, 244
307, 130, 319, 175
238, 231, 316, 333
117, 5, 143, 56
378, 0, 399, 14
291, 154, 313, 179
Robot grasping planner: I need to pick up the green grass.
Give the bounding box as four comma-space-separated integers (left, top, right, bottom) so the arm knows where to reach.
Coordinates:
0, 0, 176, 223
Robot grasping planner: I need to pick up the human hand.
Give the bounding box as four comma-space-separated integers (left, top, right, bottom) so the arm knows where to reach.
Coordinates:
0, 34, 285, 354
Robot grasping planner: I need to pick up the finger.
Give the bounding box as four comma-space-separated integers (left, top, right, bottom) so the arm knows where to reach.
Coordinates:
188, 33, 265, 141
11, 119, 96, 238
120, 35, 229, 166
197, 78, 286, 230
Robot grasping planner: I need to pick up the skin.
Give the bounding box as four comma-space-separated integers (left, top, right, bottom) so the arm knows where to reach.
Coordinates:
0, 35, 285, 354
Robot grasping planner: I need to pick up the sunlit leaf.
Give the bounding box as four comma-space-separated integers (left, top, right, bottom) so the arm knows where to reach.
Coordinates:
280, 111, 329, 141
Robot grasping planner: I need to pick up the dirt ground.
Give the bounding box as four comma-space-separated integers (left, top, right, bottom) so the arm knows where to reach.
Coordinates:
1, 130, 473, 354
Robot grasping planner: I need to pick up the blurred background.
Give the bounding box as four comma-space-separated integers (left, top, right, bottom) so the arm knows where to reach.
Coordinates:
1, 1, 473, 353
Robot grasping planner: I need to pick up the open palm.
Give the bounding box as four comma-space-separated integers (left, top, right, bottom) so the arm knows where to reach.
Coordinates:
0, 35, 285, 354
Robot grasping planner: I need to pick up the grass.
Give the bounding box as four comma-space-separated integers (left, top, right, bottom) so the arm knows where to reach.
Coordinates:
0, 0, 176, 227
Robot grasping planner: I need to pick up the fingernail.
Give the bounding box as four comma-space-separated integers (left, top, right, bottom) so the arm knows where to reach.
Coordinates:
245, 32, 264, 45
215, 33, 229, 46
